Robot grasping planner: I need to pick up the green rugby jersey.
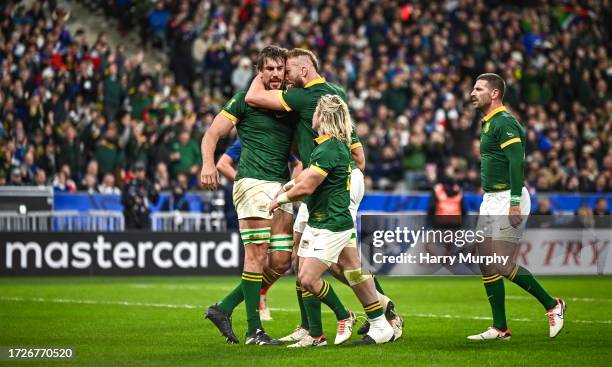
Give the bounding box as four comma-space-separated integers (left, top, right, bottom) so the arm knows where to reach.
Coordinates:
222, 91, 295, 182
306, 135, 354, 232
278, 77, 362, 166
479, 105, 526, 202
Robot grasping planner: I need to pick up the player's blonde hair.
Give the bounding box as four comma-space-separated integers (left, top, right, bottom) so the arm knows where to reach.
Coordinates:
315, 95, 353, 146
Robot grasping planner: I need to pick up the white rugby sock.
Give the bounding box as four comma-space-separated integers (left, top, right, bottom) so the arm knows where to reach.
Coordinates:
367, 315, 393, 343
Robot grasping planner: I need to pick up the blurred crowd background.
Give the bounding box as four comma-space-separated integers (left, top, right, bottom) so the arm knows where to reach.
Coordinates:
0, 0, 609, 201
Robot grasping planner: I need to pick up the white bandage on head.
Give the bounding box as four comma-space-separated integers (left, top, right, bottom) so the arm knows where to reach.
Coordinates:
343, 268, 372, 286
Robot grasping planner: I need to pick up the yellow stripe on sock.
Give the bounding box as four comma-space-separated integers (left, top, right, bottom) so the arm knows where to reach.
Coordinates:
268, 268, 282, 277
364, 305, 382, 313
318, 281, 330, 298
241, 273, 263, 281
483, 275, 503, 284
364, 302, 382, 312
482, 274, 499, 280
262, 273, 273, 285
241, 275, 263, 281
508, 266, 520, 281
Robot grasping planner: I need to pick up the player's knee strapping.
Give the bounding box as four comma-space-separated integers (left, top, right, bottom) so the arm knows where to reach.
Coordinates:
269, 233, 293, 251
343, 268, 372, 286
240, 227, 271, 245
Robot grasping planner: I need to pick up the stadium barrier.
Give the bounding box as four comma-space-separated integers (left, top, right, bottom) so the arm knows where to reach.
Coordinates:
150, 212, 227, 232
53, 192, 612, 214
0, 211, 124, 232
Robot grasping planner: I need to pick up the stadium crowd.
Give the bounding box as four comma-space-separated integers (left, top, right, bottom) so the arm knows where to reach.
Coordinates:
0, 0, 610, 199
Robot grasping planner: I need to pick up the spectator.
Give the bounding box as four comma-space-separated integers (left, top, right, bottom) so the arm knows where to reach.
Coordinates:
103, 62, 123, 122
534, 198, 554, 215
33, 168, 47, 187
94, 123, 125, 177
231, 57, 254, 92
594, 198, 610, 216
169, 129, 201, 182
57, 125, 82, 183
98, 173, 120, 195
154, 162, 171, 191
9, 167, 23, 186
403, 129, 427, 190
169, 172, 190, 212
83, 173, 98, 195
148, 1, 170, 50
121, 162, 159, 229
374, 146, 402, 191
52, 171, 76, 193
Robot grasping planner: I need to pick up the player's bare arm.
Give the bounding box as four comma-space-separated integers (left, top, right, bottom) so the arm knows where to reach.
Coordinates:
503, 141, 525, 227
269, 167, 325, 214
216, 154, 236, 182
200, 113, 234, 190
291, 159, 304, 179
351, 146, 366, 171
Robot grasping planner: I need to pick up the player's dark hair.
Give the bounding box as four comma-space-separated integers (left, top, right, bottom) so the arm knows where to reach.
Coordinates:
256, 45, 287, 71
287, 48, 320, 72
476, 73, 506, 100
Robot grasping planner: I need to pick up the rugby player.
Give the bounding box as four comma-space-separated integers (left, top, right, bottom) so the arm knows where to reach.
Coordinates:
201, 46, 294, 345
468, 73, 566, 341
269, 95, 395, 346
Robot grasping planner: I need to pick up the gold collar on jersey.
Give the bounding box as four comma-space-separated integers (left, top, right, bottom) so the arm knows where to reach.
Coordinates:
482, 105, 507, 122
314, 134, 331, 144
304, 77, 326, 88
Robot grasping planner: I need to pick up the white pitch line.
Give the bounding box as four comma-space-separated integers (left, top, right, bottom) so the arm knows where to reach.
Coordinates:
128, 284, 205, 290
0, 296, 199, 309
507, 295, 612, 303
1, 296, 611, 325
121, 287, 612, 303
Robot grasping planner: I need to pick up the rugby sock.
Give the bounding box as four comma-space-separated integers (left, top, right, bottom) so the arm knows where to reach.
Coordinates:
315, 280, 350, 321
507, 265, 557, 310
260, 285, 271, 296
218, 277, 275, 315
262, 267, 283, 291
302, 290, 323, 337
483, 274, 508, 331
217, 283, 243, 315
364, 301, 384, 319
242, 271, 263, 334
296, 281, 309, 329
372, 275, 385, 295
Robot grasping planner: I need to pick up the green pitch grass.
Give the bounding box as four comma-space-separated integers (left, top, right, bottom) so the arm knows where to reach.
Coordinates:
1, 276, 611, 366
